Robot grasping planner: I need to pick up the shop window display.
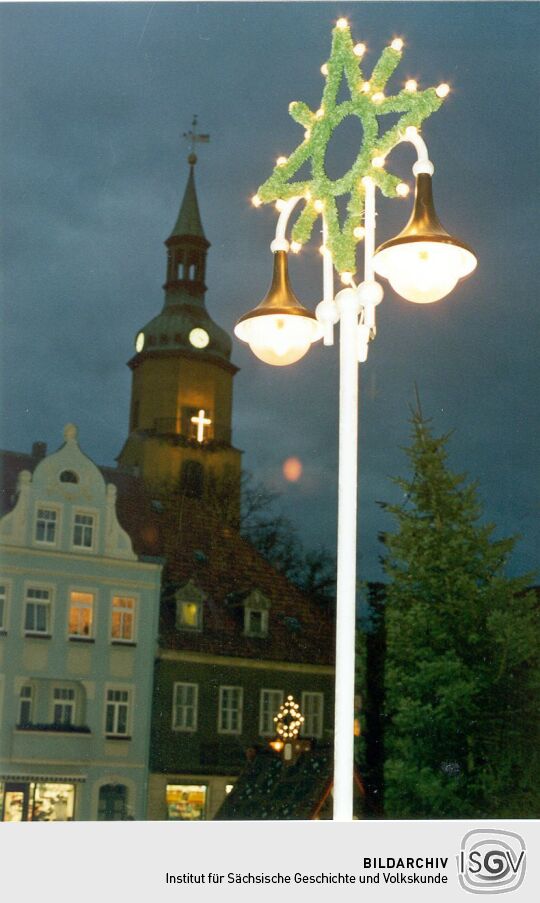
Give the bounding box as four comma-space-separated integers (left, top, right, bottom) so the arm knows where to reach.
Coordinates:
166, 784, 206, 820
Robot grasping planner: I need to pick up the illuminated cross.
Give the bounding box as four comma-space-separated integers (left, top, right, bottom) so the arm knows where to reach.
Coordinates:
191, 409, 212, 443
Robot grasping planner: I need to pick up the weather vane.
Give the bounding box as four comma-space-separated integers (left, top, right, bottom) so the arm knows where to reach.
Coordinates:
183, 114, 210, 164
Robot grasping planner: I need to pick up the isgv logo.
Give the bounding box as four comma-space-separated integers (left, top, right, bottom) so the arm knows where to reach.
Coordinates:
458, 829, 526, 894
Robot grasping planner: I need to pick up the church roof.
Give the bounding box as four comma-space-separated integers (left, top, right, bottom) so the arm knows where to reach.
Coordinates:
169, 163, 205, 240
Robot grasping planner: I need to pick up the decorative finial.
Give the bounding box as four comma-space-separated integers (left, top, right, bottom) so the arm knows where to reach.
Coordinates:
183, 114, 210, 166
63, 423, 78, 443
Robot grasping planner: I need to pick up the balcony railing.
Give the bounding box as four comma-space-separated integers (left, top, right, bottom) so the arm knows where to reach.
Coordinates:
16, 722, 91, 734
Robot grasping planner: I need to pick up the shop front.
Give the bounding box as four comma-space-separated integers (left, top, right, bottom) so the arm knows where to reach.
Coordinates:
0, 778, 80, 821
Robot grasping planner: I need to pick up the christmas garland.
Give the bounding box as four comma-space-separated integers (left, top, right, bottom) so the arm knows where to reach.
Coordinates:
255, 21, 445, 275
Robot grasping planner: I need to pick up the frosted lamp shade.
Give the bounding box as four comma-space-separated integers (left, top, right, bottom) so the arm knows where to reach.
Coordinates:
234, 313, 321, 366
373, 240, 477, 304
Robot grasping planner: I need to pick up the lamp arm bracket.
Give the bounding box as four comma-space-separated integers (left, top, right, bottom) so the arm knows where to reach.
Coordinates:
399, 129, 435, 176
272, 195, 303, 249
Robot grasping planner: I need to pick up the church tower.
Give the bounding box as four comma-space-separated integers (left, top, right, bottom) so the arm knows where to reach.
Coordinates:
117, 143, 241, 507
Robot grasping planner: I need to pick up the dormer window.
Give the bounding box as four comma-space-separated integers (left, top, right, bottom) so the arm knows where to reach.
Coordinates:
245, 608, 268, 637
242, 589, 271, 638
177, 601, 202, 631
175, 580, 206, 632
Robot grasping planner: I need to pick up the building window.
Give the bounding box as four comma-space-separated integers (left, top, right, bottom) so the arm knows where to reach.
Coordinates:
53, 688, 75, 726
1, 782, 75, 822
176, 600, 202, 631
24, 588, 51, 635
35, 508, 57, 544
73, 513, 95, 549
166, 784, 206, 821
111, 596, 135, 642
244, 608, 268, 637
0, 584, 7, 631
218, 686, 243, 735
68, 591, 94, 638
259, 689, 284, 736
172, 683, 198, 731
105, 689, 130, 737
59, 470, 79, 484
19, 686, 33, 725
180, 459, 204, 498
98, 784, 128, 821
301, 692, 324, 739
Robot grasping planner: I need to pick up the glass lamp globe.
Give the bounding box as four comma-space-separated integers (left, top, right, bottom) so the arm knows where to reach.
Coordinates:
234, 251, 322, 366
373, 173, 477, 303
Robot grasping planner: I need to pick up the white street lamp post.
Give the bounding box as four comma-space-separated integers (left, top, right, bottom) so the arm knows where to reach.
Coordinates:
234, 23, 476, 822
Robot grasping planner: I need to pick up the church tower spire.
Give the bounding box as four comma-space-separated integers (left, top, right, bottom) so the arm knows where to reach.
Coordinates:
117, 124, 241, 509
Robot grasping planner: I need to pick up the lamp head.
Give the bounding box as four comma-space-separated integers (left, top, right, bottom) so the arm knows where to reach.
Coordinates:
372, 173, 477, 303
234, 250, 322, 365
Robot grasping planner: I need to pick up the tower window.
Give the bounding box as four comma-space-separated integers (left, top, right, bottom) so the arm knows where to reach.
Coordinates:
131, 401, 140, 431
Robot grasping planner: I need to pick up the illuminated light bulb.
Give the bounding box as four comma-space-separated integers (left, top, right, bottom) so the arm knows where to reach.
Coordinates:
405, 79, 417, 92
361, 81, 371, 93
396, 182, 410, 197
353, 42, 366, 57
305, 189, 312, 201
405, 126, 418, 139
251, 194, 262, 207
315, 107, 324, 119
372, 156, 385, 169
372, 91, 385, 104
320, 63, 328, 76
373, 242, 477, 303
318, 245, 326, 256
391, 38, 404, 52
340, 271, 353, 285
314, 199, 324, 212
304, 129, 311, 140
236, 315, 321, 366
288, 101, 298, 112
436, 83, 450, 98
336, 17, 348, 30
353, 226, 366, 239
290, 241, 302, 254
276, 156, 287, 166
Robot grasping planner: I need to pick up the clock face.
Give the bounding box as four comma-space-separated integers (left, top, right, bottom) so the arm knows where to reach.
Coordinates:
135, 331, 145, 353
189, 327, 210, 349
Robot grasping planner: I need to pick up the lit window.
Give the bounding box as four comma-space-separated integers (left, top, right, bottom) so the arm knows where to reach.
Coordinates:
218, 686, 243, 734
53, 687, 75, 726
24, 588, 51, 635
166, 784, 206, 821
105, 689, 130, 737
0, 584, 6, 630
111, 596, 135, 642
301, 692, 324, 738
19, 686, 33, 725
73, 513, 94, 549
177, 600, 202, 631
259, 689, 284, 736
172, 682, 198, 731
245, 608, 268, 637
68, 591, 93, 638
35, 508, 57, 544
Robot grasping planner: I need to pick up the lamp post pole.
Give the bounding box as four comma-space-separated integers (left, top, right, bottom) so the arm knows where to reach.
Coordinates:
234, 20, 477, 822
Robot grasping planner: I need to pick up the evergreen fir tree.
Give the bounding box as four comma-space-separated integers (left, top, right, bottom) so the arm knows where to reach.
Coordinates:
381, 407, 539, 818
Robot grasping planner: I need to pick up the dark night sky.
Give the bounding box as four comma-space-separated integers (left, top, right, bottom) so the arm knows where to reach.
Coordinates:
1, 2, 538, 581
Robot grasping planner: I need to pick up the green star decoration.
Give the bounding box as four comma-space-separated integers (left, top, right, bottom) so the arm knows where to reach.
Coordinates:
256, 23, 445, 275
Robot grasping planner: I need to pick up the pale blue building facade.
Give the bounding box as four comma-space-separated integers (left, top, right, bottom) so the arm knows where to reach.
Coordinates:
0, 425, 162, 820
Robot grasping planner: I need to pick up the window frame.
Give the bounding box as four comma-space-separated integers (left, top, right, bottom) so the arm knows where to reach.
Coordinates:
110, 594, 137, 644
71, 510, 97, 552
259, 688, 284, 736
176, 599, 203, 632
301, 691, 324, 739
217, 685, 243, 735
23, 585, 53, 637
68, 589, 95, 640
172, 682, 199, 732
0, 581, 10, 633
244, 608, 269, 637
52, 686, 76, 726
18, 684, 34, 725
104, 686, 132, 739
33, 504, 60, 547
